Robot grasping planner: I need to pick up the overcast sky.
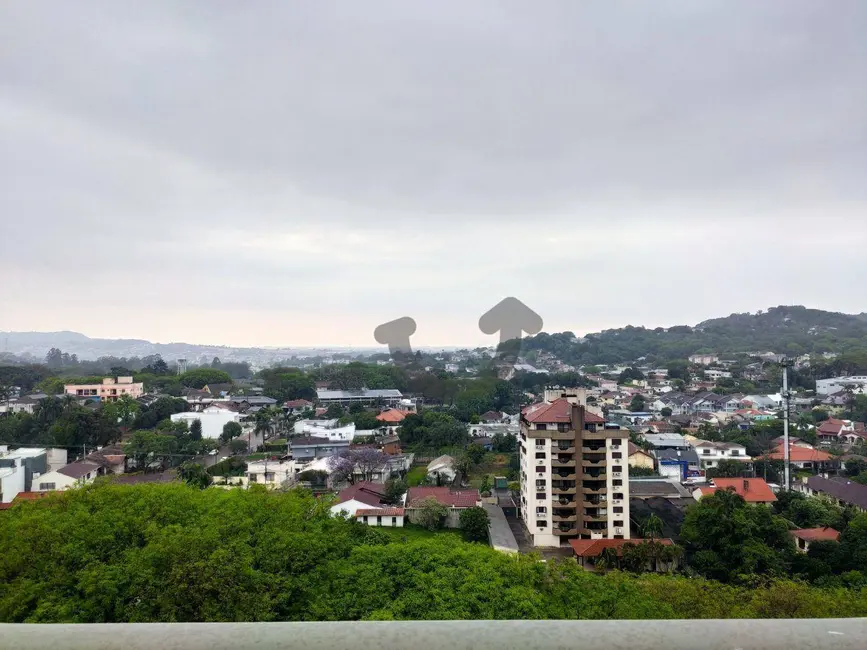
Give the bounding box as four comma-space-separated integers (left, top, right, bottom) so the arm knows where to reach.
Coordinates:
1, 1, 865, 348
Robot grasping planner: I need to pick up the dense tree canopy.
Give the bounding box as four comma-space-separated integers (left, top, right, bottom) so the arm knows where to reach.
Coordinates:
398, 411, 469, 449
2, 484, 867, 622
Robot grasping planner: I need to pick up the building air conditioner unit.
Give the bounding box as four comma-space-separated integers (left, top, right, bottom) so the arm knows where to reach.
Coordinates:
615, 527, 623, 534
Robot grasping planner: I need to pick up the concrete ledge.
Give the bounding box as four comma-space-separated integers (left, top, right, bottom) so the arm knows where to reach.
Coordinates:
1, 619, 865, 650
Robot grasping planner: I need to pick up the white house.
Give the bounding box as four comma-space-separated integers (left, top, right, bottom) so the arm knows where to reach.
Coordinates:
33, 461, 104, 492
294, 419, 358, 441
691, 440, 751, 469
816, 376, 867, 396
329, 481, 390, 517
170, 407, 242, 439
356, 507, 405, 527
426, 455, 456, 483
246, 459, 297, 487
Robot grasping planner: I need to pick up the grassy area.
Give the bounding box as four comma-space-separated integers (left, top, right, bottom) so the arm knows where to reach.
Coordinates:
405, 466, 428, 486
245, 453, 268, 461
378, 524, 464, 543
467, 452, 513, 489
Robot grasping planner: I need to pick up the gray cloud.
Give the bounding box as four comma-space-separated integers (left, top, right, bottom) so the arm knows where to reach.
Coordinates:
1, 1, 865, 346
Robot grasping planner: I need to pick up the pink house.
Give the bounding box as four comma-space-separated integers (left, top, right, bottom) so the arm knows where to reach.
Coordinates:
64, 377, 144, 402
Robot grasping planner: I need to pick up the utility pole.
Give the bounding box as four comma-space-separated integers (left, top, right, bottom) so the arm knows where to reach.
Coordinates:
781, 358, 792, 491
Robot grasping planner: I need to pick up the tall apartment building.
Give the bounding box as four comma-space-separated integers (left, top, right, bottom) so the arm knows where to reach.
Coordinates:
519, 398, 630, 547
64, 377, 144, 402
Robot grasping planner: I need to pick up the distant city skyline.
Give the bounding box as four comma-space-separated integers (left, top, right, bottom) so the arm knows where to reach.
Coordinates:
2, 2, 865, 348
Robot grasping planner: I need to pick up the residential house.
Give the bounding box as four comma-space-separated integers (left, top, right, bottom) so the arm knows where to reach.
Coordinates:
64, 376, 144, 402
795, 475, 867, 512
316, 388, 404, 408
350, 454, 413, 484
790, 527, 840, 553
290, 436, 351, 461
283, 399, 313, 414
376, 408, 412, 430
203, 383, 234, 398
654, 448, 702, 482
246, 459, 297, 487
691, 440, 751, 469
766, 445, 834, 472
480, 410, 508, 424
693, 478, 777, 505
0, 447, 48, 502
355, 507, 405, 527
641, 433, 691, 451
405, 486, 481, 528
816, 418, 866, 447
426, 455, 456, 483
227, 396, 278, 413
171, 406, 243, 439
295, 419, 358, 441
33, 461, 105, 492
330, 481, 390, 516
627, 442, 655, 470
568, 538, 679, 572
689, 354, 719, 365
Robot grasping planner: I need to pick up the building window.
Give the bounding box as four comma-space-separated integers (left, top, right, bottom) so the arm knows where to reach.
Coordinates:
535, 452, 546, 459
535, 466, 546, 473
703, 449, 710, 455
612, 452, 622, 459
536, 520, 547, 527
614, 534, 624, 539
557, 423, 570, 432
377, 516, 382, 525
613, 479, 622, 486
536, 480, 546, 488
536, 492, 546, 500
610, 440, 620, 448
613, 520, 623, 527
39, 482, 56, 490
613, 506, 623, 513
363, 516, 368, 523
392, 517, 397, 525
613, 493, 624, 500
731, 450, 740, 456
536, 424, 548, 431
536, 506, 547, 514
612, 466, 622, 473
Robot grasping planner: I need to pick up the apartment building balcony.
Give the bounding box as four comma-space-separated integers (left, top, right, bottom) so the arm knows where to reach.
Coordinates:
581, 443, 606, 453
552, 513, 578, 523
581, 456, 606, 466
553, 471, 577, 480
551, 457, 575, 468
556, 444, 576, 453
579, 527, 608, 536
554, 526, 579, 536
582, 482, 607, 494
555, 497, 577, 508
583, 513, 608, 522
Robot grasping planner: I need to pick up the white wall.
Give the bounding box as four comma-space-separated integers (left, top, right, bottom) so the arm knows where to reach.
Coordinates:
331, 499, 381, 517
358, 513, 404, 527
32, 470, 81, 492
0, 466, 25, 503
171, 410, 241, 439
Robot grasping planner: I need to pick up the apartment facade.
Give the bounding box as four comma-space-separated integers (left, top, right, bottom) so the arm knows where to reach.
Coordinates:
64, 377, 144, 402
519, 399, 630, 547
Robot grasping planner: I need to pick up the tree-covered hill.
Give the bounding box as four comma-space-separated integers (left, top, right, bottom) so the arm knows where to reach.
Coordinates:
522, 306, 867, 366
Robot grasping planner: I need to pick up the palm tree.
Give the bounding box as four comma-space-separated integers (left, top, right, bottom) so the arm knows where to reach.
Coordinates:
641, 514, 664, 540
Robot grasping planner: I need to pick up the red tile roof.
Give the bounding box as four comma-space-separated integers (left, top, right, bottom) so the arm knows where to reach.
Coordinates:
708, 478, 777, 503
568, 538, 674, 557
284, 399, 313, 408
12, 492, 48, 501
336, 482, 388, 507
376, 409, 411, 423
818, 421, 844, 435
767, 445, 832, 462
790, 527, 840, 543
356, 508, 405, 517
584, 411, 606, 424
406, 486, 480, 508
524, 399, 572, 423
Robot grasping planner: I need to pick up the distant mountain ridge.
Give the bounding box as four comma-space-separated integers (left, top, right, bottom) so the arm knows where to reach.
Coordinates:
522, 305, 867, 365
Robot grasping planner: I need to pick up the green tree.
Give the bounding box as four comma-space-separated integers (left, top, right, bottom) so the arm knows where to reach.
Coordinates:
178, 463, 212, 489
642, 514, 664, 540
411, 496, 449, 530
466, 443, 486, 465
179, 369, 232, 389
706, 459, 746, 479
189, 419, 203, 441
221, 421, 243, 443
661, 407, 672, 417
229, 439, 249, 455
325, 403, 345, 419
384, 477, 407, 505
459, 506, 490, 542
629, 395, 647, 412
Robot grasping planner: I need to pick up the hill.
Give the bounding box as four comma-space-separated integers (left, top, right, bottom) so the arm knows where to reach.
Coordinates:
522, 305, 867, 366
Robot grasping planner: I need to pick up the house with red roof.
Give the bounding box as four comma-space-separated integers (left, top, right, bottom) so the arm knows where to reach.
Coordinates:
766, 444, 835, 471
375, 408, 412, 424
692, 478, 777, 504
355, 507, 405, 528
405, 486, 481, 528
329, 481, 391, 517
284, 399, 313, 414
790, 527, 840, 553
568, 538, 679, 571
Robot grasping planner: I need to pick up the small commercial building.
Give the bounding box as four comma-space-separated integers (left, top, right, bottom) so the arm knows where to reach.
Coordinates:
356, 507, 405, 527
64, 377, 143, 402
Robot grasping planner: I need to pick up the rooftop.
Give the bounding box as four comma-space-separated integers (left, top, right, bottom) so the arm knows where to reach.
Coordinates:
336, 481, 388, 508
568, 538, 675, 558
317, 389, 403, 399
355, 508, 405, 517
406, 486, 480, 508
706, 478, 776, 503
790, 527, 840, 543
806, 475, 867, 510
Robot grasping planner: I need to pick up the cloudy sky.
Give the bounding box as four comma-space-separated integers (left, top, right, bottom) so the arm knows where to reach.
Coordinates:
1, 1, 865, 348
